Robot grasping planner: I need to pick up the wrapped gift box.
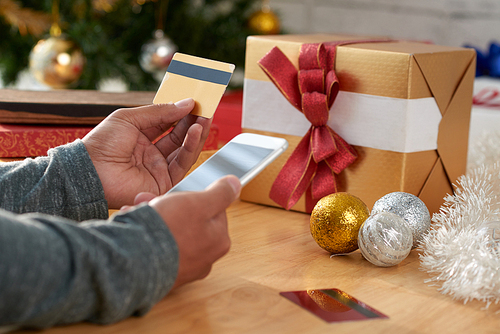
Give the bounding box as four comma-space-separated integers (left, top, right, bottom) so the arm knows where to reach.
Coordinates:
0, 124, 93, 158
0, 87, 228, 157
240, 34, 476, 214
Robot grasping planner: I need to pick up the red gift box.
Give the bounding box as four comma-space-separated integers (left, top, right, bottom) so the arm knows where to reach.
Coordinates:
213, 90, 243, 144
0, 124, 93, 158
0, 123, 220, 158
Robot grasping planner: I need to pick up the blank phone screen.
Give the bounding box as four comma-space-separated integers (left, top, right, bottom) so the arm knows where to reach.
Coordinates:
170, 142, 274, 192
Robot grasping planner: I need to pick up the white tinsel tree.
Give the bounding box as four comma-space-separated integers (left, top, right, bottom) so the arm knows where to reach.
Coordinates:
420, 131, 500, 307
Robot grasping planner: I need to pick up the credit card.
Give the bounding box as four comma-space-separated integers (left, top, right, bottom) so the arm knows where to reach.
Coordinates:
153, 53, 235, 118
280, 288, 388, 323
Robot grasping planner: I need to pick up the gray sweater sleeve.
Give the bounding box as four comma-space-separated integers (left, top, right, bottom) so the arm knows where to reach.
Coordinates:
0, 205, 179, 329
0, 140, 108, 221
0, 140, 180, 329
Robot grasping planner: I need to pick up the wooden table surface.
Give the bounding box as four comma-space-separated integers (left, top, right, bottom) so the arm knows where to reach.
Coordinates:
18, 200, 500, 334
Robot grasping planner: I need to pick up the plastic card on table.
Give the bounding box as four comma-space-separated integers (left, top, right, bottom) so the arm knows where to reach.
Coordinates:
280, 288, 388, 323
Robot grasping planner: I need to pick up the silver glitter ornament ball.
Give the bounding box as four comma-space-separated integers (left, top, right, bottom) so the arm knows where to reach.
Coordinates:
139, 29, 177, 82
358, 212, 413, 267
371, 192, 431, 248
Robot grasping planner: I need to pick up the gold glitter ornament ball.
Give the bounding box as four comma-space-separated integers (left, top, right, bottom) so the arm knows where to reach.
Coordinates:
310, 193, 370, 254
29, 36, 85, 89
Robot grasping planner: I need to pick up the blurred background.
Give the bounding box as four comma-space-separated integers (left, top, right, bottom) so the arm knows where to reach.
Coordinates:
272, 0, 497, 48
0, 0, 497, 91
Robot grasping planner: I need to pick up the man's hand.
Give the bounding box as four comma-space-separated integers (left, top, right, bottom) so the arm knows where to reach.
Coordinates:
82, 98, 211, 209
148, 175, 241, 288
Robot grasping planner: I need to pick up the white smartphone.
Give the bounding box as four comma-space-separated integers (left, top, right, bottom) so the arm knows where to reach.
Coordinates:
167, 133, 288, 193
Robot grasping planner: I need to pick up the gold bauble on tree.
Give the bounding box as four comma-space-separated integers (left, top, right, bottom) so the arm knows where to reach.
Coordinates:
28, 0, 85, 89
248, 0, 280, 35
29, 35, 85, 89
310, 192, 370, 254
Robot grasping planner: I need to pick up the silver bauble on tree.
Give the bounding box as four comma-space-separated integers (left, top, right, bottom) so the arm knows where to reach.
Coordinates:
139, 29, 177, 82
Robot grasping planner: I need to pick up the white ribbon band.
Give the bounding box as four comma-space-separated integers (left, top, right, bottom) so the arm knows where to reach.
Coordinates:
242, 79, 441, 153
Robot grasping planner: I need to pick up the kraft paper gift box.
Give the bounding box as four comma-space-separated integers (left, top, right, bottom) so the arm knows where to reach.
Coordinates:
240, 34, 476, 214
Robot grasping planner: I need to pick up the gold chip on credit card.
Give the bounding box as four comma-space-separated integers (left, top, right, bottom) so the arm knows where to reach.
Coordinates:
153, 53, 235, 118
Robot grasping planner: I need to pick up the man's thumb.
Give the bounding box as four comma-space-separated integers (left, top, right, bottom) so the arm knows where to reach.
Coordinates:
202, 175, 241, 213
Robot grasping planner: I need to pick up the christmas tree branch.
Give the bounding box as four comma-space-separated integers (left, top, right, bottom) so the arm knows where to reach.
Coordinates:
0, 0, 51, 36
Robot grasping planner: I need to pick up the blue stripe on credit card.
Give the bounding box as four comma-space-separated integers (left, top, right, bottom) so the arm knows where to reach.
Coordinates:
167, 60, 232, 85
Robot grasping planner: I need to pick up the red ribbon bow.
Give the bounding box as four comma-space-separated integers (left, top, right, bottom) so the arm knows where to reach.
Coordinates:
258, 41, 359, 212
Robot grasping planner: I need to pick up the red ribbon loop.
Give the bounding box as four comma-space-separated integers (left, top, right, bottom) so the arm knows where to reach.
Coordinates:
326, 70, 340, 109
258, 47, 302, 110
299, 43, 327, 70
299, 69, 324, 94
259, 42, 360, 212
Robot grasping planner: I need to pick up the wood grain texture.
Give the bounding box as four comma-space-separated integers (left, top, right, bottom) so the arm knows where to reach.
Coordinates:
17, 200, 500, 334
0, 89, 155, 105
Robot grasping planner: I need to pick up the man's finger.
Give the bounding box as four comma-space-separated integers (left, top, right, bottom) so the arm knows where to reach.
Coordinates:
166, 123, 204, 184
134, 192, 157, 205
157, 115, 198, 159
156, 114, 211, 160
115, 99, 195, 142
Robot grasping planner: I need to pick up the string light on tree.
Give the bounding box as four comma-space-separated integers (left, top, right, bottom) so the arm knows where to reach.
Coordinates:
92, 0, 120, 13
28, 0, 85, 89
0, 0, 51, 36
